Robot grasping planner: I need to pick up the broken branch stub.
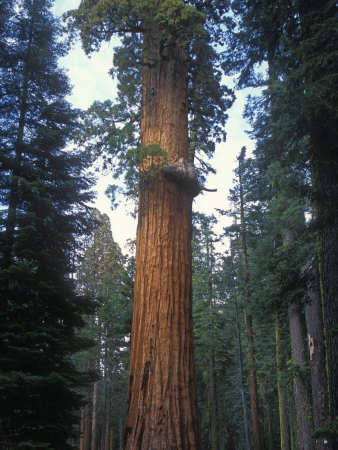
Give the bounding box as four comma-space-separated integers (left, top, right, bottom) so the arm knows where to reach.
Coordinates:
162, 158, 200, 197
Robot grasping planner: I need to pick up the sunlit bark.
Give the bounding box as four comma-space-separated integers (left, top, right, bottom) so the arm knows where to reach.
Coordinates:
124, 35, 201, 449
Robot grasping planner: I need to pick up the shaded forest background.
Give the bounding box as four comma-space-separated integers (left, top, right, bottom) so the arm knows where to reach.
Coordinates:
1, 0, 337, 449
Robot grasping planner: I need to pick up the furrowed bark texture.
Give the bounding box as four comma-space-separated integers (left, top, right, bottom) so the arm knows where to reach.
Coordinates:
298, 0, 338, 428
283, 228, 314, 450
82, 400, 92, 450
124, 37, 201, 449
304, 265, 331, 450
288, 302, 314, 450
318, 197, 338, 429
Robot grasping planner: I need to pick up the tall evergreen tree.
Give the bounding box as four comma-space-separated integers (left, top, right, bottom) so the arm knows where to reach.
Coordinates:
66, 1, 234, 447
236, 148, 262, 450
76, 210, 133, 450
0, 1, 94, 447
192, 213, 247, 450
192, 213, 220, 450
223, 0, 337, 444
295, 3, 338, 437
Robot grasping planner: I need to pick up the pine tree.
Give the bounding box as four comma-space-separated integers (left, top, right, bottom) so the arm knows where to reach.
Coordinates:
192, 213, 247, 449
229, 244, 251, 450
77, 210, 133, 450
294, 3, 338, 437
237, 148, 262, 450
66, 1, 234, 447
77, 209, 126, 298
223, 0, 337, 444
225, 149, 263, 450
192, 213, 220, 450
0, 1, 94, 447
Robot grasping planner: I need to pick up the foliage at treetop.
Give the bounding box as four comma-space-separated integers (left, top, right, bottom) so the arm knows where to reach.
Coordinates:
65, 0, 234, 201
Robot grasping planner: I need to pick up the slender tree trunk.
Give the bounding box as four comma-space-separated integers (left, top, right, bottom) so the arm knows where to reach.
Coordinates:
260, 384, 274, 450
275, 321, 291, 450
206, 234, 217, 450
207, 346, 218, 450
304, 264, 331, 450
209, 348, 217, 450
238, 155, 261, 450
83, 400, 92, 450
104, 414, 111, 450
104, 352, 111, 450
124, 35, 201, 449
91, 380, 99, 450
231, 248, 251, 450
80, 407, 85, 450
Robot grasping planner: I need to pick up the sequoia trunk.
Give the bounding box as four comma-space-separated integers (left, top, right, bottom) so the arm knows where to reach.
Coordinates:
124, 36, 201, 449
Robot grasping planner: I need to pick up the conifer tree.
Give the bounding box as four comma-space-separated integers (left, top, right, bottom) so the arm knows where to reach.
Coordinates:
66, 1, 234, 447
0, 1, 94, 447
192, 213, 220, 450
295, 3, 338, 437
192, 213, 248, 449
228, 244, 251, 450
77, 210, 133, 450
237, 148, 262, 450
223, 0, 337, 444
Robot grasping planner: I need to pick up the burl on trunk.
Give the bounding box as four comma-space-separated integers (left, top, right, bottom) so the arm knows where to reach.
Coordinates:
124, 37, 201, 449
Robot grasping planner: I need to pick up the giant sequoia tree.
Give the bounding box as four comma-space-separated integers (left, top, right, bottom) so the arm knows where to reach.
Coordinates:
0, 0, 94, 447
67, 0, 233, 448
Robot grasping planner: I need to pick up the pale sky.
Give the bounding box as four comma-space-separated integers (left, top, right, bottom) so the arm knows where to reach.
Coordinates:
52, 0, 254, 251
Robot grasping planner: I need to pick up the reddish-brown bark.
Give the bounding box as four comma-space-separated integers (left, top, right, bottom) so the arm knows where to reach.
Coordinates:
124, 37, 201, 449
82, 401, 92, 450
